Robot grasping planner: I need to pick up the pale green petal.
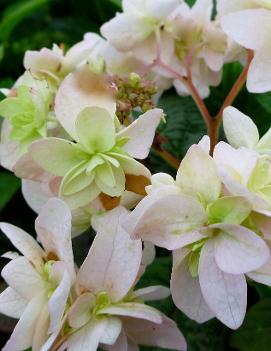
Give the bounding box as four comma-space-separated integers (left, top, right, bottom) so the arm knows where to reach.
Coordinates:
109, 152, 151, 178
61, 183, 100, 210
86, 155, 105, 174
61, 161, 94, 196
100, 154, 120, 168
95, 164, 125, 197
176, 145, 221, 205
76, 107, 115, 153
0, 97, 32, 119
207, 196, 252, 225
95, 161, 116, 188
30, 138, 82, 176
223, 106, 259, 149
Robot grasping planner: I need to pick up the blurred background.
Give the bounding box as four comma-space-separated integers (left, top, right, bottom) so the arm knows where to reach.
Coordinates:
0, 1, 271, 350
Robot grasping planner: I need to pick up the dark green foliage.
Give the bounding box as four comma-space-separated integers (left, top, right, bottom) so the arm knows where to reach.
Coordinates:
0, 0, 271, 350
230, 299, 271, 351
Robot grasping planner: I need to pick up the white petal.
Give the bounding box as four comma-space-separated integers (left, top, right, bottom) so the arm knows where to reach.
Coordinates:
171, 249, 214, 323
48, 268, 71, 333
99, 317, 122, 346
223, 106, 259, 149
32, 305, 50, 351
2, 293, 46, 351
68, 293, 95, 329
100, 14, 154, 51
0, 222, 44, 270
199, 241, 247, 329
60, 319, 108, 351
117, 109, 163, 159
77, 207, 142, 302
125, 193, 207, 250
123, 315, 187, 351
98, 303, 163, 324
247, 256, 271, 286
0, 287, 28, 319
2, 257, 46, 300
35, 198, 75, 278
133, 286, 170, 301
247, 48, 271, 93
221, 9, 271, 51
213, 224, 270, 274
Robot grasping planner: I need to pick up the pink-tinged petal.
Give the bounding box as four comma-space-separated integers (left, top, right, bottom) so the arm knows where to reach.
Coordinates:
0, 119, 20, 171
55, 65, 116, 140
221, 9, 271, 51
102, 331, 128, 351
2, 257, 47, 300
48, 267, 72, 333
98, 303, 162, 324
32, 305, 50, 351
125, 194, 207, 250
247, 49, 271, 93
22, 178, 59, 215
199, 241, 247, 329
0, 222, 44, 270
213, 224, 270, 274
2, 293, 46, 351
133, 286, 170, 301
35, 198, 75, 278
223, 106, 259, 149
29, 138, 80, 177
77, 207, 142, 301
68, 293, 95, 329
117, 109, 163, 159
247, 256, 271, 286
122, 186, 181, 234
0, 287, 28, 319
14, 153, 51, 182
176, 145, 221, 204
123, 315, 187, 351
59, 319, 108, 351
171, 249, 214, 323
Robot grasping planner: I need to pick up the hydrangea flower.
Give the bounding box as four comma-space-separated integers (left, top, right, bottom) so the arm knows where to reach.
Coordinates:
123, 142, 270, 328
0, 198, 75, 351
101, 0, 182, 52
15, 105, 162, 209
0, 72, 55, 170
54, 207, 186, 351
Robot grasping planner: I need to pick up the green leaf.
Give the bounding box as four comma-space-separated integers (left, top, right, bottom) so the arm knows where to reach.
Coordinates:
136, 256, 172, 288
255, 93, 271, 115
0, 171, 21, 210
230, 299, 271, 351
0, 0, 51, 41
157, 90, 207, 159
107, 0, 122, 7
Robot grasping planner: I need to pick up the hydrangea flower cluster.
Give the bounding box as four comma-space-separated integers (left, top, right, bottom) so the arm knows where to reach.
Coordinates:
1, 0, 271, 350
